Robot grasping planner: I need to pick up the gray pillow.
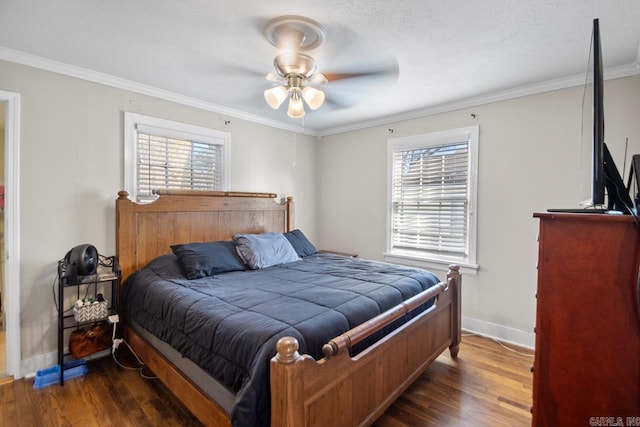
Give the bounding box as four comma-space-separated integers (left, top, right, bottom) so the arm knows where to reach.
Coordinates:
233, 232, 301, 269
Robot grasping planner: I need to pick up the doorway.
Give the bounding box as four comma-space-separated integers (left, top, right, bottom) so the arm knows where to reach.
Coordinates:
0, 91, 21, 380
0, 101, 4, 377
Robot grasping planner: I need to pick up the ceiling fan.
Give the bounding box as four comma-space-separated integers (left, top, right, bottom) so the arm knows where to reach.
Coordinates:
263, 52, 328, 119
262, 16, 329, 119
261, 16, 399, 119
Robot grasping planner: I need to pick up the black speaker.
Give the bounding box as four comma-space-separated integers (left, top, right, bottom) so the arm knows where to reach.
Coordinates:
64, 244, 99, 282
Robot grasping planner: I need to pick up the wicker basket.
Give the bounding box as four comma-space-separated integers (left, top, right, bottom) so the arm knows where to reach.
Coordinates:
73, 300, 108, 322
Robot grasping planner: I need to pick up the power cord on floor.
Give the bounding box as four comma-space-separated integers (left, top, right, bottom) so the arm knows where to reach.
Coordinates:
462, 332, 535, 358
110, 319, 157, 380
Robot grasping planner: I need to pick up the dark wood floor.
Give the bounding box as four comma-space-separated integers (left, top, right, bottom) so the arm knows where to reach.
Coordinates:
1, 334, 533, 426
374, 334, 533, 426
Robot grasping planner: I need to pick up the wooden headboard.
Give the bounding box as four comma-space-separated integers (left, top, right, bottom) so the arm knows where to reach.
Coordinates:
116, 190, 294, 281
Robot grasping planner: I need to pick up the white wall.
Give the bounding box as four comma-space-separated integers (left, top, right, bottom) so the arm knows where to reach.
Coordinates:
316, 75, 640, 347
0, 59, 318, 371
2, 52, 639, 369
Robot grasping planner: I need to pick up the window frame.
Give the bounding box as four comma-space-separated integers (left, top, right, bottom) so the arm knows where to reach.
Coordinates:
124, 112, 230, 202
385, 126, 479, 274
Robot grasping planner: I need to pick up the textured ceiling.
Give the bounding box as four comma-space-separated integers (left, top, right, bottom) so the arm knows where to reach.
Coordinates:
0, 0, 639, 135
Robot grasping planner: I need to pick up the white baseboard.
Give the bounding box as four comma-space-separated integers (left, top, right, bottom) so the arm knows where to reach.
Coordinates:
20, 350, 57, 379
21, 348, 111, 379
462, 316, 535, 350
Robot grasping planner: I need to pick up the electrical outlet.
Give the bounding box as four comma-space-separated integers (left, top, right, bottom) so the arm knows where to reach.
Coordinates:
108, 314, 120, 324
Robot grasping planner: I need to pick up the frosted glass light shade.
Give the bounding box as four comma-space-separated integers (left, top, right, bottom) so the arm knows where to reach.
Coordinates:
301, 86, 325, 110
287, 92, 305, 118
264, 86, 289, 109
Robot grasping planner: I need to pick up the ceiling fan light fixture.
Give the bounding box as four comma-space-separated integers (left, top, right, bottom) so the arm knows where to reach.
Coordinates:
273, 53, 317, 79
287, 91, 305, 118
264, 85, 289, 109
263, 17, 333, 119
302, 86, 325, 110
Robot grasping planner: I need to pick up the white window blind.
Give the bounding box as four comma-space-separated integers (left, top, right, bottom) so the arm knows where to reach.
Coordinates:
390, 142, 469, 257
124, 113, 230, 203
136, 130, 225, 200
386, 126, 478, 271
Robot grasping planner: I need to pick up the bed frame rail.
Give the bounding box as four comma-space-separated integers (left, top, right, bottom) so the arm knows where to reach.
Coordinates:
271, 265, 461, 427
322, 280, 449, 359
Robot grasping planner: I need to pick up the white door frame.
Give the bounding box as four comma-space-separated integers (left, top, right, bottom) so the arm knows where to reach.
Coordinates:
1, 90, 21, 378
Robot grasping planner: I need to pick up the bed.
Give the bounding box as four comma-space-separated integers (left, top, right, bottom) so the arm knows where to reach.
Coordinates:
115, 190, 461, 427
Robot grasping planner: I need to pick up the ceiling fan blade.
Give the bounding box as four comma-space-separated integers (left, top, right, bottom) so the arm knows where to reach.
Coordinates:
313, 21, 400, 86
265, 72, 286, 83
308, 72, 328, 86
322, 95, 355, 111
323, 67, 398, 83
319, 69, 398, 111
192, 61, 266, 83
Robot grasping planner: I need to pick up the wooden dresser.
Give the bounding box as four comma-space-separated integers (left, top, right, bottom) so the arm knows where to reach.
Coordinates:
532, 213, 640, 426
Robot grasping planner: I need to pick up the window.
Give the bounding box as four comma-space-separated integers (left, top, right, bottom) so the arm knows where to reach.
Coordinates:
385, 126, 478, 273
124, 113, 230, 202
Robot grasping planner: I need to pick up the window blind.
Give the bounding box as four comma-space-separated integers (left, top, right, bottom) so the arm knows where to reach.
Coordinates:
136, 130, 225, 200
390, 141, 469, 257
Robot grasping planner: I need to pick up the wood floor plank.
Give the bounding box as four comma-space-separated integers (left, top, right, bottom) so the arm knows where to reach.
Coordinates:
373, 334, 533, 427
0, 377, 17, 427
1, 334, 532, 426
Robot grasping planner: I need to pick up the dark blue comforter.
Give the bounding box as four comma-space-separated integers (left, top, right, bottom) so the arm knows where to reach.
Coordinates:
124, 253, 440, 426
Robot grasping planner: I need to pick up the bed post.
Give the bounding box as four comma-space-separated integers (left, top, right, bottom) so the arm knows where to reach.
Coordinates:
115, 191, 135, 282
271, 337, 305, 427
285, 196, 294, 232
448, 265, 462, 358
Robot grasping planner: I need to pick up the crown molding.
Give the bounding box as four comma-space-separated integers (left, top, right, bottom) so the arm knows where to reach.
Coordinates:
317, 60, 640, 137
0, 47, 317, 137
2, 46, 638, 139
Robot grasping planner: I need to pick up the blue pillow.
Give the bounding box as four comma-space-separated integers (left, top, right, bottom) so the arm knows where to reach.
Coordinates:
284, 229, 317, 257
233, 232, 301, 269
171, 241, 247, 279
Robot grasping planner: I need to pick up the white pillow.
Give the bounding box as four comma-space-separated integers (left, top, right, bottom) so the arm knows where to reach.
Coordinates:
233, 232, 301, 269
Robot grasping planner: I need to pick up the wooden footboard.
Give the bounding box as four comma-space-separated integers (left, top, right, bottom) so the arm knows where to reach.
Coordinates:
271, 265, 461, 427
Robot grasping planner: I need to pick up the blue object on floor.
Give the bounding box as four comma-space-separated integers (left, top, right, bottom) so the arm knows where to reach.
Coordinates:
33, 359, 88, 389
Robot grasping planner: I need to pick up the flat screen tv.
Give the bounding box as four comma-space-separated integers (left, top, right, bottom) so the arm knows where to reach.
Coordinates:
550, 18, 634, 215
592, 18, 605, 207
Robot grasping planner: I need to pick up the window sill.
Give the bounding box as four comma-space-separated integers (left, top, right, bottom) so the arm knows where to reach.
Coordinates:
383, 252, 479, 276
